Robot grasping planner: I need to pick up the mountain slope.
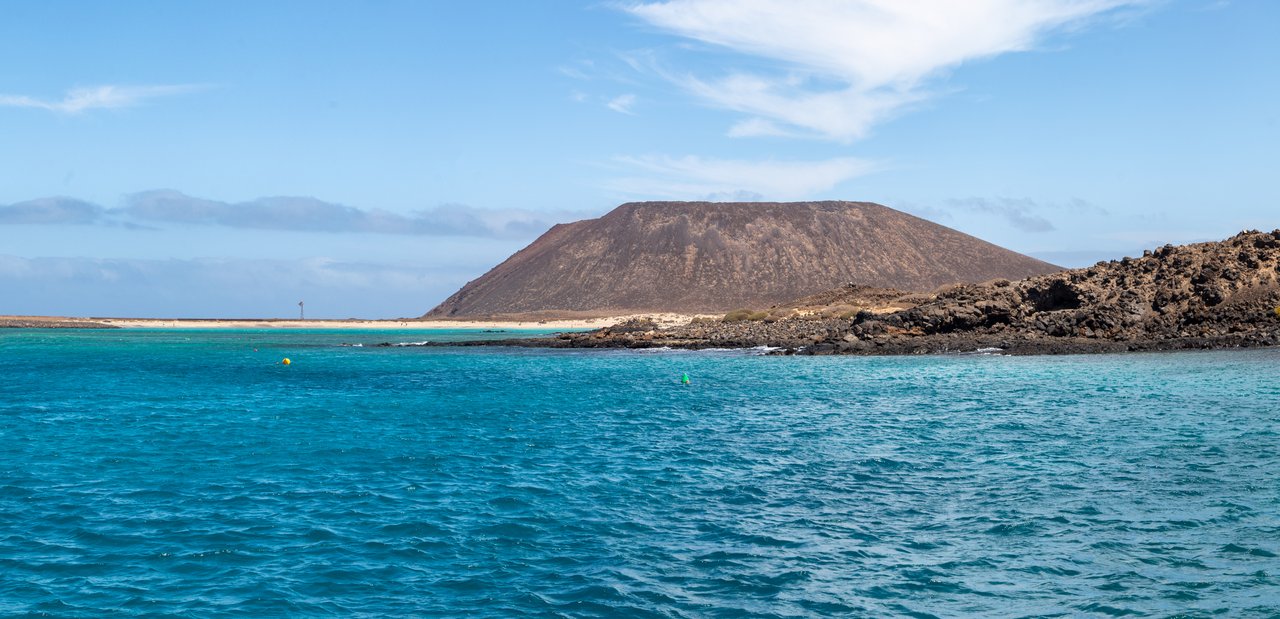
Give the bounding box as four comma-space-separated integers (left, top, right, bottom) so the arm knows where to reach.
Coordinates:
427, 201, 1062, 317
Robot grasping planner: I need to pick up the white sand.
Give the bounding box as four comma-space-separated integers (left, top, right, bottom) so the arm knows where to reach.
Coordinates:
85, 313, 705, 330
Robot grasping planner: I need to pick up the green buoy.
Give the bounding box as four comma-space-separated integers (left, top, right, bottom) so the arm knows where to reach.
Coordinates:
681, 373, 691, 385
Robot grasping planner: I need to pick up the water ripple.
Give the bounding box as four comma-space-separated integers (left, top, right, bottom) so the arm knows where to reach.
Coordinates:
1, 331, 1277, 616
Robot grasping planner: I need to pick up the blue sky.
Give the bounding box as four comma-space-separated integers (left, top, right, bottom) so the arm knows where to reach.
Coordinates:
2, 0, 1276, 317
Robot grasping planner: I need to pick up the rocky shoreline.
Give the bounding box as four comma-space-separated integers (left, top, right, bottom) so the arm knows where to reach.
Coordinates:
429, 322, 1278, 356
432, 230, 1280, 356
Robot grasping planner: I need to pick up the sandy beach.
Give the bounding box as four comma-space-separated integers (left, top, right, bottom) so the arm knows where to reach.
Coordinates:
0, 313, 702, 331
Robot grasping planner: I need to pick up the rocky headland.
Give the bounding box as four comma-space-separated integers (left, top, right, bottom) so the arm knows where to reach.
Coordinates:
469, 230, 1280, 355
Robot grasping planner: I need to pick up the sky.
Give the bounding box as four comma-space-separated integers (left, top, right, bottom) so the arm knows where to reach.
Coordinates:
2, 0, 1276, 318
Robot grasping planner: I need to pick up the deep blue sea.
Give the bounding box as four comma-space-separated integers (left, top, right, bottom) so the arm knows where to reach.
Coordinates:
2, 329, 1277, 617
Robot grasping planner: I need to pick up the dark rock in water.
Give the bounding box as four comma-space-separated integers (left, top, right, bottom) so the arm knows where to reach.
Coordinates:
426, 201, 1061, 317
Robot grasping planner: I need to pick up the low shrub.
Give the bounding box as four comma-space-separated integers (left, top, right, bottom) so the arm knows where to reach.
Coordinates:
723, 308, 754, 322
762, 309, 794, 323
818, 304, 859, 319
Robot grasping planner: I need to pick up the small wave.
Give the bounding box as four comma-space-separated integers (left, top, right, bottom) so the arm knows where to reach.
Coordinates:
692, 345, 783, 355
631, 345, 776, 355
961, 347, 1005, 355
393, 341, 430, 347
1221, 543, 1277, 557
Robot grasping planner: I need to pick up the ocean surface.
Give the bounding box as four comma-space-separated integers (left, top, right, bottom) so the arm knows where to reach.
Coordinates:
1, 329, 1277, 618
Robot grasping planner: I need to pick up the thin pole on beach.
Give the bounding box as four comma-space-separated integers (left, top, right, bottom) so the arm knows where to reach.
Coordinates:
299, 300, 304, 320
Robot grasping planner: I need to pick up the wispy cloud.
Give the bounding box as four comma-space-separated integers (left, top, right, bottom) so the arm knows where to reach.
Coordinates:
0, 84, 209, 113
0, 190, 587, 239
942, 196, 1106, 232
606, 93, 638, 114
557, 60, 597, 81
607, 154, 878, 200
623, 0, 1145, 141
947, 197, 1056, 232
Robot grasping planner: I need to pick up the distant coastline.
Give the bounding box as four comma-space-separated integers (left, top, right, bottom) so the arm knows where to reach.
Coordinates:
9, 230, 1279, 358
0, 314, 701, 331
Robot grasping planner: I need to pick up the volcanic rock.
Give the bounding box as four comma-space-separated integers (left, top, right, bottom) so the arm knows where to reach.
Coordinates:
516, 230, 1280, 355
871, 230, 1280, 345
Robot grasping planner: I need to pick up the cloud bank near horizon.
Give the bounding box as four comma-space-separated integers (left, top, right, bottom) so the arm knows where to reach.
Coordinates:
0, 254, 473, 319
625, 0, 1145, 141
0, 191, 587, 239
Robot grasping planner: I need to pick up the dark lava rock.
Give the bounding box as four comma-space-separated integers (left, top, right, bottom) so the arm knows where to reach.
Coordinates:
497, 230, 1280, 356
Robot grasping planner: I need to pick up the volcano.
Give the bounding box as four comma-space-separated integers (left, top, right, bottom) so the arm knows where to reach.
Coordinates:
426, 201, 1061, 317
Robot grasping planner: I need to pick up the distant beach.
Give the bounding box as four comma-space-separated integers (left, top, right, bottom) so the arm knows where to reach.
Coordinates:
0, 313, 703, 331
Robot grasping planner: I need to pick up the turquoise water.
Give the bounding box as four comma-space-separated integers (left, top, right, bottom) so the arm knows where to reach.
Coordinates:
2, 329, 1277, 617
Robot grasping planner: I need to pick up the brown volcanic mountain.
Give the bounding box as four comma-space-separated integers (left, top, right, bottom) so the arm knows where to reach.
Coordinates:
426, 201, 1062, 317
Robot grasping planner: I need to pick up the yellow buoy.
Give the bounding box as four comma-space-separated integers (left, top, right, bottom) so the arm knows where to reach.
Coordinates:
282, 358, 291, 366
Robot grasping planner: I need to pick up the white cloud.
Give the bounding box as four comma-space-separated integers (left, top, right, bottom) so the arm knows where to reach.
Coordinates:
606, 93, 638, 114
0, 84, 208, 114
625, 0, 1144, 141
608, 154, 878, 200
